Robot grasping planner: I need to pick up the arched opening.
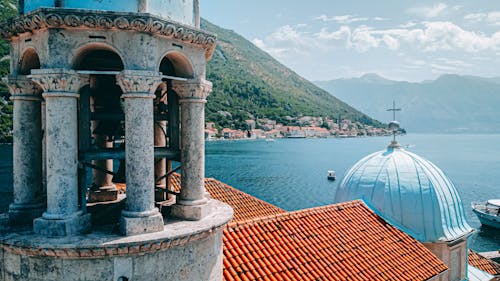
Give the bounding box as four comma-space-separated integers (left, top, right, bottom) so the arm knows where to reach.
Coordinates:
73, 48, 124, 71
74, 45, 126, 216
155, 52, 191, 202
18, 48, 40, 75
159, 51, 194, 78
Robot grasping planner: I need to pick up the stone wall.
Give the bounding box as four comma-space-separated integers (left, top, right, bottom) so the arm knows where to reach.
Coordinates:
0, 229, 223, 281
423, 238, 468, 281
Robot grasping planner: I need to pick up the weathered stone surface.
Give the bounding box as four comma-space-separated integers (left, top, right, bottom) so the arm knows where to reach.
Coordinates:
171, 81, 212, 220
113, 257, 132, 281
117, 72, 164, 235
33, 212, 90, 237
171, 201, 212, 221
6, 76, 44, 225
120, 212, 164, 236
0, 201, 233, 281
27, 257, 62, 281
62, 258, 113, 281
3, 252, 20, 276
0, 8, 216, 59
29, 70, 90, 236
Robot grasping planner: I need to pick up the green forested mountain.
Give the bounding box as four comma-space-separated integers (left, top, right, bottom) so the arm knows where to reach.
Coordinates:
0, 0, 15, 142
201, 19, 379, 129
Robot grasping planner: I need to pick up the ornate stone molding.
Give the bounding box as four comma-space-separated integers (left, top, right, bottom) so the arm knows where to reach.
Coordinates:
3, 75, 42, 97
29, 69, 88, 94
172, 79, 212, 100
0, 8, 217, 60
0, 224, 225, 258
116, 70, 162, 97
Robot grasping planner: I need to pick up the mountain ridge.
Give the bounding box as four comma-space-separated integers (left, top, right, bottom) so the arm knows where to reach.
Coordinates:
315, 74, 500, 133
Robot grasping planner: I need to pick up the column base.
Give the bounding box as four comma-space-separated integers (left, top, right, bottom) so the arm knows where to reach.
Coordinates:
171, 199, 212, 221
120, 211, 164, 236
33, 211, 91, 237
8, 202, 45, 226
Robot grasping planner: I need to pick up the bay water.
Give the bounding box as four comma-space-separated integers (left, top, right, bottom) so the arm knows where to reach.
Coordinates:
1, 134, 499, 251
204, 134, 500, 252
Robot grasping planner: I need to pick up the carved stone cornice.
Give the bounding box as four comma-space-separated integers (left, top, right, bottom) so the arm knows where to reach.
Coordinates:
172, 79, 212, 100
0, 8, 217, 60
29, 69, 88, 94
116, 70, 162, 97
3, 75, 42, 96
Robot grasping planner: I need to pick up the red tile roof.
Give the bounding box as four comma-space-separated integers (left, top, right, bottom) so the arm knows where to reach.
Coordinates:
170, 173, 286, 222
116, 173, 285, 223
469, 250, 500, 276
223, 200, 447, 281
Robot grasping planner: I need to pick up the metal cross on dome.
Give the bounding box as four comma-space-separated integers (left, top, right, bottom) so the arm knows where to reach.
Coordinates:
386, 100, 401, 121
386, 100, 402, 146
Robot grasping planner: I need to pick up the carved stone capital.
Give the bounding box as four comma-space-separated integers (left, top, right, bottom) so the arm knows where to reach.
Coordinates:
3, 75, 42, 97
116, 70, 162, 97
29, 69, 88, 94
172, 79, 212, 100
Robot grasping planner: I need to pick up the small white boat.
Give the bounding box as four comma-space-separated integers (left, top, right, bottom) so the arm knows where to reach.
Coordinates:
327, 170, 336, 181
472, 199, 500, 229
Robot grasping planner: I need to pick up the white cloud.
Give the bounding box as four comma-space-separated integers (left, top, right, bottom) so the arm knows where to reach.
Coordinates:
464, 12, 500, 26
315, 14, 369, 24
254, 21, 500, 61
399, 21, 417, 28
382, 34, 400, 50
407, 3, 448, 18
251, 25, 317, 58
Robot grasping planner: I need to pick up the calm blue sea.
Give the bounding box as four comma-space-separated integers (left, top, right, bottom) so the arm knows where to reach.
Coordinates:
204, 134, 500, 252
1, 134, 500, 251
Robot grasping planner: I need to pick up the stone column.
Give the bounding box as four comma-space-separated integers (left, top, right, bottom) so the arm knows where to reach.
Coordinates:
116, 70, 164, 235
30, 69, 90, 237
171, 79, 212, 220
5, 76, 44, 225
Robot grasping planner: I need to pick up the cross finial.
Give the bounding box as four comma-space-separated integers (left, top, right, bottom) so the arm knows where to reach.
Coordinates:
386, 100, 402, 148
386, 100, 401, 121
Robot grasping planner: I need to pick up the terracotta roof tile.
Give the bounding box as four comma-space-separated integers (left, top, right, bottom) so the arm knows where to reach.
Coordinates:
168, 173, 286, 222
223, 200, 447, 281
469, 249, 500, 276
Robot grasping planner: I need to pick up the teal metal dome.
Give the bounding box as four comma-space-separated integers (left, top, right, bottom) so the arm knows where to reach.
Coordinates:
335, 145, 473, 242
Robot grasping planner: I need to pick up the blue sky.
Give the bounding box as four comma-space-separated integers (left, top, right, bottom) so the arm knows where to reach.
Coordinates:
201, 1, 500, 82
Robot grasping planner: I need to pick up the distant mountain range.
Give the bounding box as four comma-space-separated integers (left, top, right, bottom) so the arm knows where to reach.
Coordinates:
315, 74, 500, 133
201, 20, 380, 129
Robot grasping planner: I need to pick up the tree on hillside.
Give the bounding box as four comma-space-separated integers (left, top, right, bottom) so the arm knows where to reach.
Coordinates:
0, 0, 17, 143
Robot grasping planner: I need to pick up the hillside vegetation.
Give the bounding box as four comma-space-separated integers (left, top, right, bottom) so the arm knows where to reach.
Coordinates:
202, 19, 379, 130
0, 0, 15, 142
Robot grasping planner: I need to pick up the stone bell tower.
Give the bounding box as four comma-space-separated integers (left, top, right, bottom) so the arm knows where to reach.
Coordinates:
0, 1, 232, 280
